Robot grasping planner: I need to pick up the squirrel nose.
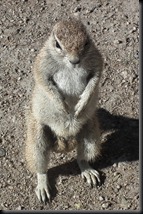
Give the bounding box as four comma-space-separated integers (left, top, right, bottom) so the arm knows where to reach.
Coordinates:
70, 59, 80, 64
69, 56, 80, 64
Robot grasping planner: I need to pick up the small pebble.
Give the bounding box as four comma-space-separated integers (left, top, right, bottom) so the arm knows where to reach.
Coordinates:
102, 202, 109, 209
16, 206, 22, 210
0, 148, 6, 157
113, 163, 118, 167
74, 6, 81, 12
99, 196, 104, 201
74, 203, 81, 209
17, 77, 22, 81
117, 184, 121, 190
30, 48, 36, 52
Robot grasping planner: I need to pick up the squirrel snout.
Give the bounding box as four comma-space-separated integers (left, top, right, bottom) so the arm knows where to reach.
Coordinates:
69, 58, 80, 65
68, 55, 80, 65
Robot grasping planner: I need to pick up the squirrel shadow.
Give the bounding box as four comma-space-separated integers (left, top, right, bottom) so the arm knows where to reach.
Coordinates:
96, 108, 139, 166
48, 108, 139, 200
48, 159, 80, 200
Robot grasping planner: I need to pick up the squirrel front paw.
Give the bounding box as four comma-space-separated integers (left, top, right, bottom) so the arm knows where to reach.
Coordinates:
75, 100, 85, 118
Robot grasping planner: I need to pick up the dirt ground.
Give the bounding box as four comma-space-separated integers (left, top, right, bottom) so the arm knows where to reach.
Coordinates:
0, 0, 139, 211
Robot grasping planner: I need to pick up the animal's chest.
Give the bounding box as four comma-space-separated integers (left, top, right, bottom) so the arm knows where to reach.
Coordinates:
53, 68, 88, 96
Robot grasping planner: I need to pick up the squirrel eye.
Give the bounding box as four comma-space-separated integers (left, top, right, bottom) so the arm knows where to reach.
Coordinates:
56, 40, 62, 49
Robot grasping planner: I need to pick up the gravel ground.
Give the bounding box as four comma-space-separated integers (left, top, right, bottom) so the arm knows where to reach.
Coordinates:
0, 0, 139, 211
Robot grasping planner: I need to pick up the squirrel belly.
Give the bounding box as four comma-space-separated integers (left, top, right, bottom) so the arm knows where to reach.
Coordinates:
32, 87, 86, 138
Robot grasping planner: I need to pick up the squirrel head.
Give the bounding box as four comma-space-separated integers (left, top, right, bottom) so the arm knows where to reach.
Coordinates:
48, 18, 91, 66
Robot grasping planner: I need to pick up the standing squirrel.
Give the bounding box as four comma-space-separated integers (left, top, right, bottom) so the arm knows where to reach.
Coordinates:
25, 18, 103, 202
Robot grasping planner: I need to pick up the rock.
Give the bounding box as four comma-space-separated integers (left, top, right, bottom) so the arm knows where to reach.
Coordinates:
16, 206, 22, 210
74, 203, 81, 209
116, 184, 121, 190
99, 196, 104, 201
102, 202, 110, 209
113, 163, 118, 167
73, 6, 81, 13
0, 148, 6, 157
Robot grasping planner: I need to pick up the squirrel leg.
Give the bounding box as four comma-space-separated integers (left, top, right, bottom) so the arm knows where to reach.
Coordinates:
76, 114, 101, 186
25, 114, 52, 202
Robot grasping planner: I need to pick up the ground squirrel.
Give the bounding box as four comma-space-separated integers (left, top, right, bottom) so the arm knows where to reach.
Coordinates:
25, 18, 103, 202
